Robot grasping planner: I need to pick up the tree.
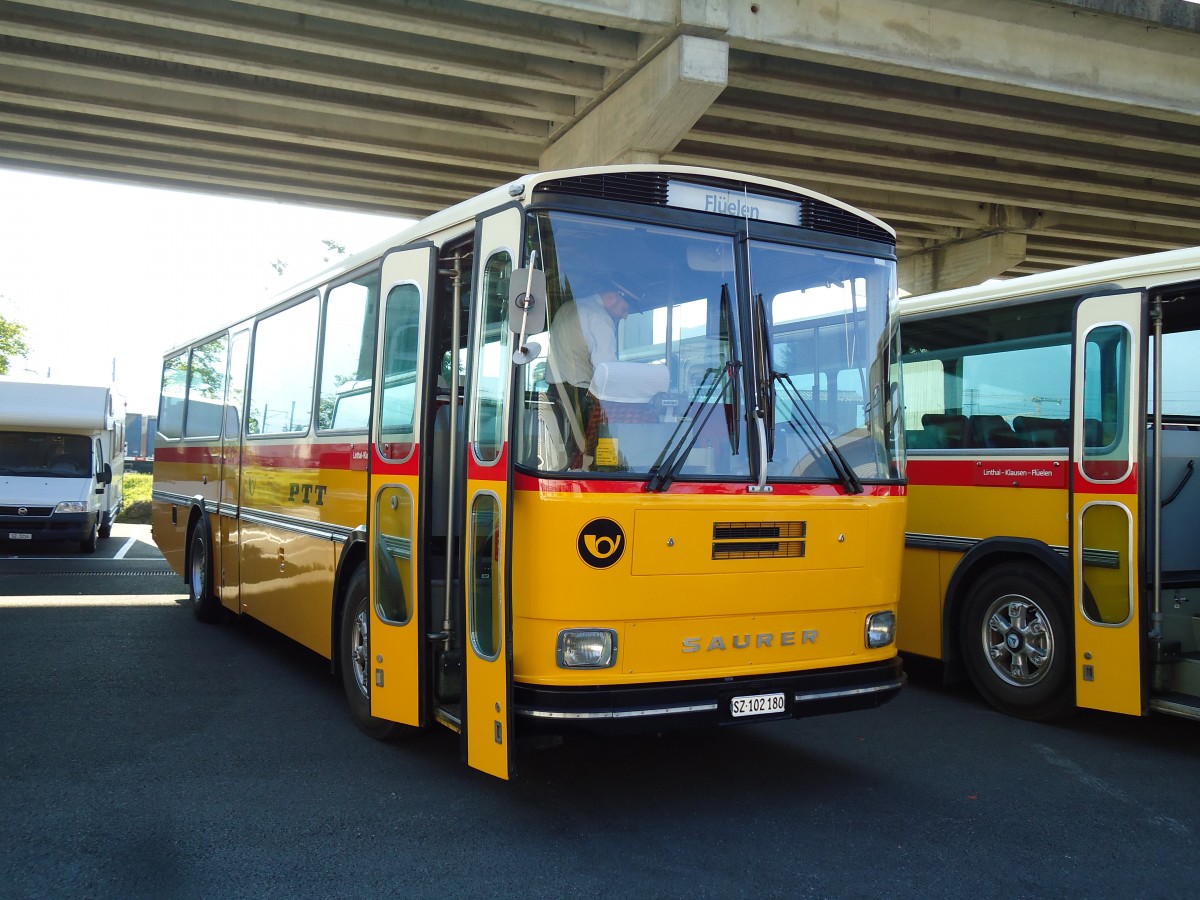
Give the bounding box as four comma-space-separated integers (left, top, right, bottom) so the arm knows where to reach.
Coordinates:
0, 312, 30, 375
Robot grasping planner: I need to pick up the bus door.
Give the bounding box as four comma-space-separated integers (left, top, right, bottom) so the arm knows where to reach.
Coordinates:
218, 328, 249, 614
368, 246, 434, 727
1070, 291, 1145, 716
460, 207, 520, 779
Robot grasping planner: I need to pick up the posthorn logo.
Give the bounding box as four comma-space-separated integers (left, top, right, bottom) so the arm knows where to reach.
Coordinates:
577, 518, 625, 569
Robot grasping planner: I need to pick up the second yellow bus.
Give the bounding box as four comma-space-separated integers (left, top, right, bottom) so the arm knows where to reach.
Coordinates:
899, 247, 1200, 721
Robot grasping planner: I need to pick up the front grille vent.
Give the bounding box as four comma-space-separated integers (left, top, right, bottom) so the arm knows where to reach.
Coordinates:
712, 520, 807, 560
802, 202, 894, 245
535, 171, 670, 206
1, 506, 53, 517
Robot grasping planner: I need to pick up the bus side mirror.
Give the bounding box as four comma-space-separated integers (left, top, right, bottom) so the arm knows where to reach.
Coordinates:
509, 264, 547, 365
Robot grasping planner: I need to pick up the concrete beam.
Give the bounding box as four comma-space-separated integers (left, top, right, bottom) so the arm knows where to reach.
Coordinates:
540, 35, 727, 169
899, 232, 1028, 294
722, 0, 1200, 121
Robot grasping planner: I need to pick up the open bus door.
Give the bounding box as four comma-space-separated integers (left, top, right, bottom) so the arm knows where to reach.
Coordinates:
1070, 291, 1146, 716
459, 207, 521, 779
368, 245, 435, 727
218, 328, 249, 615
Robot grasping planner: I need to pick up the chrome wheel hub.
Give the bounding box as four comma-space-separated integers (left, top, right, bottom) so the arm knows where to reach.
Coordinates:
190, 538, 206, 598
982, 594, 1054, 687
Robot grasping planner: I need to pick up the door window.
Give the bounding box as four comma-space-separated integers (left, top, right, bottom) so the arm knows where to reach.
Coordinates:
1081, 323, 1132, 482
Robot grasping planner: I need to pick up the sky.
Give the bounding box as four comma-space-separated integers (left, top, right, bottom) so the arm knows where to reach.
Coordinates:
0, 168, 409, 413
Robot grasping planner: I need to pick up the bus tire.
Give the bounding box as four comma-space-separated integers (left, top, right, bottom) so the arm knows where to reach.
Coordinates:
339, 564, 406, 741
959, 562, 1074, 721
188, 524, 223, 623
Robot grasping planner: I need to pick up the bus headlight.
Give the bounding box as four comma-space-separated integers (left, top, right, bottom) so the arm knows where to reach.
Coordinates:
54, 501, 90, 513
557, 629, 618, 669
865, 611, 896, 648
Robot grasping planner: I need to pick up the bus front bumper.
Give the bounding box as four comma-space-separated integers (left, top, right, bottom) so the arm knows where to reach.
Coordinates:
513, 658, 905, 735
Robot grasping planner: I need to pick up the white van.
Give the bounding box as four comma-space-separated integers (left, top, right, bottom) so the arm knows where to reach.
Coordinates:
0, 378, 125, 553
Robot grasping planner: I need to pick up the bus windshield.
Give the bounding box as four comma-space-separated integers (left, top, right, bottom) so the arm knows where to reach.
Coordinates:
515, 210, 900, 485
515, 210, 749, 479
757, 243, 899, 483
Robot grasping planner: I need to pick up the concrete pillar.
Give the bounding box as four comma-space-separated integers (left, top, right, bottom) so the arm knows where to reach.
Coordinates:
539, 35, 728, 170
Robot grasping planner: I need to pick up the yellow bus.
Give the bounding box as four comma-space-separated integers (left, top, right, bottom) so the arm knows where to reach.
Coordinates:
153, 165, 906, 779
898, 247, 1200, 721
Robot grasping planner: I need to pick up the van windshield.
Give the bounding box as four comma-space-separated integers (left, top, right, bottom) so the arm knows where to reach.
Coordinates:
0, 432, 92, 477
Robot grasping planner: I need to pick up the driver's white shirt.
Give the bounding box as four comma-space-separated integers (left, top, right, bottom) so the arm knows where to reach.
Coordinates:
547, 293, 617, 389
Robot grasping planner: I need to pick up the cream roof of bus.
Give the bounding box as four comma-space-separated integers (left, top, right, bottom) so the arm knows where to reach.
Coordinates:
900, 246, 1200, 319
307, 163, 894, 281
167, 164, 895, 355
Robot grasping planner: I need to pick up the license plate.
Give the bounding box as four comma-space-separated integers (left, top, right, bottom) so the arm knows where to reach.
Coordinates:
8, 533, 32, 541
730, 692, 787, 718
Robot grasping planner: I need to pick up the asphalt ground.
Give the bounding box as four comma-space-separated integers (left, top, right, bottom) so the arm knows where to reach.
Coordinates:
2, 526, 1199, 898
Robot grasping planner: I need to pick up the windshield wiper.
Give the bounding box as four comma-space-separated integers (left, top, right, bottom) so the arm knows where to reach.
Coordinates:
645, 362, 737, 493
773, 371, 864, 495
720, 283, 741, 457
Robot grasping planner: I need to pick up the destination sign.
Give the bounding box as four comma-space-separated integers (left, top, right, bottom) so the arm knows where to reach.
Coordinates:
667, 180, 801, 227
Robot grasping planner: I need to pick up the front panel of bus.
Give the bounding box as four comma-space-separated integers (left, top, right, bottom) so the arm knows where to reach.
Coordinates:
503, 173, 906, 731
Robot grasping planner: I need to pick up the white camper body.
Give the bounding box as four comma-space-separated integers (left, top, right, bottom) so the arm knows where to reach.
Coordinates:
0, 379, 125, 552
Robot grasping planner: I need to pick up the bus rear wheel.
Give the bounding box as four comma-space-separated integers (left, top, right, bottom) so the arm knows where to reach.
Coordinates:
960, 563, 1074, 721
189, 525, 223, 623
339, 564, 406, 741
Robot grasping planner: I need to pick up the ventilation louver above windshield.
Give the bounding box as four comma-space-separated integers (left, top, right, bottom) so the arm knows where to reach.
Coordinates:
534, 172, 894, 246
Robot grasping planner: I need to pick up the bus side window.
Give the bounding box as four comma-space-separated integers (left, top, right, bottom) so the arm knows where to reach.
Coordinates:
318, 272, 379, 432
157, 351, 188, 440
247, 296, 319, 436
184, 336, 229, 439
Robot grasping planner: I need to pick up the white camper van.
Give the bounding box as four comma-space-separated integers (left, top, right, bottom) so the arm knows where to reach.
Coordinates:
0, 379, 125, 553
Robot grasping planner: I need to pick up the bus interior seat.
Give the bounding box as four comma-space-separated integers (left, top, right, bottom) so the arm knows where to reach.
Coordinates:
905, 429, 934, 449
969, 414, 1020, 448
1013, 415, 1069, 448
1149, 427, 1200, 581
920, 413, 969, 449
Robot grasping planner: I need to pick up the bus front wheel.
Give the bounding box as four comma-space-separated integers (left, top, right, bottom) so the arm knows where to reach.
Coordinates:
339, 564, 406, 741
188, 525, 223, 623
960, 563, 1074, 721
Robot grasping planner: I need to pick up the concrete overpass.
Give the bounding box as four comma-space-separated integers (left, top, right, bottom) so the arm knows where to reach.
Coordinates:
1, 0, 1198, 293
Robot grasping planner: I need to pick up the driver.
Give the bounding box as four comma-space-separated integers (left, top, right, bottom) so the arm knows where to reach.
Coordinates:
545, 279, 640, 467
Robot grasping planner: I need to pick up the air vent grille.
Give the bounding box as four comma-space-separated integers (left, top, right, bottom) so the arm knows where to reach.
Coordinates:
533, 173, 893, 246
712, 521, 807, 560
1, 506, 52, 517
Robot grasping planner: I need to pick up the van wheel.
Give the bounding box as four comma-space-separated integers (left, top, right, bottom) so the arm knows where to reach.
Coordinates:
79, 521, 98, 554
99, 521, 112, 539
960, 563, 1074, 721
188, 525, 223, 623
339, 564, 406, 741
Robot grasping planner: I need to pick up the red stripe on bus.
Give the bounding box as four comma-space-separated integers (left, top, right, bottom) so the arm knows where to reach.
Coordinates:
907, 457, 1136, 492
156, 441, 370, 470
512, 472, 901, 497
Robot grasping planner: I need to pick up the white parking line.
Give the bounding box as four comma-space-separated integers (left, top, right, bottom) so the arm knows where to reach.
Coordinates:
0, 595, 182, 608
113, 536, 137, 559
